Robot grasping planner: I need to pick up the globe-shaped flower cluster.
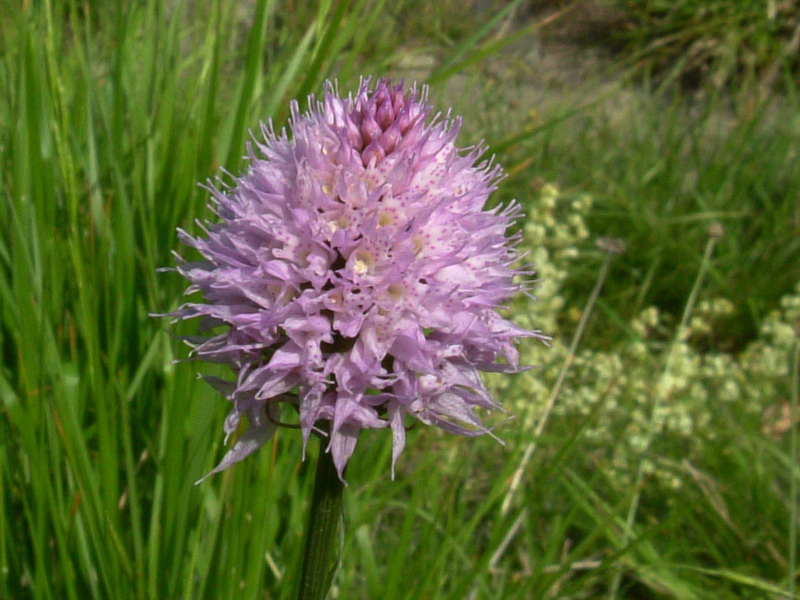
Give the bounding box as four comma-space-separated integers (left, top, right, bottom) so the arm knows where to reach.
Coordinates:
171, 78, 544, 481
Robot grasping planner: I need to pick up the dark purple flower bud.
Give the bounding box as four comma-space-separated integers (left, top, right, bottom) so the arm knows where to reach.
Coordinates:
376, 100, 394, 130
391, 84, 405, 113
361, 111, 382, 145
362, 141, 386, 166
379, 124, 402, 154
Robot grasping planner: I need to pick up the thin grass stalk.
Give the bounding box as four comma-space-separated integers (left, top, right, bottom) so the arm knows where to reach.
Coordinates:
608, 232, 719, 599
789, 339, 799, 597
501, 241, 619, 517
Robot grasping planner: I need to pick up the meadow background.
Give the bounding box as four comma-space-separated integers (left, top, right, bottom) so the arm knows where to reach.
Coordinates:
1, 0, 799, 598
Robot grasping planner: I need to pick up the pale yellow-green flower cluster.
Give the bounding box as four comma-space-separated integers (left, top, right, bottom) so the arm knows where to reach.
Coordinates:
490, 183, 799, 490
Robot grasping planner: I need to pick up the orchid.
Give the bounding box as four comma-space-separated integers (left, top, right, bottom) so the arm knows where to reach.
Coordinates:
169, 78, 544, 482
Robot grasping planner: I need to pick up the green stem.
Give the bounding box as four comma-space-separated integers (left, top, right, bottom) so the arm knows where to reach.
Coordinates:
609, 234, 717, 599
789, 340, 799, 597
298, 433, 344, 600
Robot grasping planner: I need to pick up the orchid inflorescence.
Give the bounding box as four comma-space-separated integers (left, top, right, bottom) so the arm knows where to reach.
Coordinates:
168, 78, 544, 481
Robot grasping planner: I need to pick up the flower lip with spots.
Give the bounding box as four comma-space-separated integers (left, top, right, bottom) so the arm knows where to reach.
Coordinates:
166, 77, 547, 482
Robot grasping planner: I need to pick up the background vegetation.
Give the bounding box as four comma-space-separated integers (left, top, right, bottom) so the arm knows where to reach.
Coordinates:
1, 0, 797, 598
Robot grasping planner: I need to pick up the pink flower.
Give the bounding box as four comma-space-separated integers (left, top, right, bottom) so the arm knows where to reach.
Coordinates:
168, 78, 545, 481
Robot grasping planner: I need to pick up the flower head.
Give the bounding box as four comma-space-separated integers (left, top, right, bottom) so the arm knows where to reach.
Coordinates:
169, 78, 545, 481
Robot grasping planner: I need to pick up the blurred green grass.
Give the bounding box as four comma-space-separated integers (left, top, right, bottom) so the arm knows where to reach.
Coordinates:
1, 1, 798, 599
611, 0, 800, 89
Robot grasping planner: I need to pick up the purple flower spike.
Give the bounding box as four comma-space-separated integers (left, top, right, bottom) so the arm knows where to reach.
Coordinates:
169, 78, 546, 482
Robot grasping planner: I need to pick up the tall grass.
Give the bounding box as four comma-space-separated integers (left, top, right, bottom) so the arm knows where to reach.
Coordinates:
2, 1, 799, 599
0, 2, 405, 597
611, 0, 800, 89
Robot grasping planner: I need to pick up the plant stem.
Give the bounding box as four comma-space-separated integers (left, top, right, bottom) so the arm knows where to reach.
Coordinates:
298, 432, 344, 600
608, 234, 718, 599
500, 244, 617, 518
789, 340, 799, 597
